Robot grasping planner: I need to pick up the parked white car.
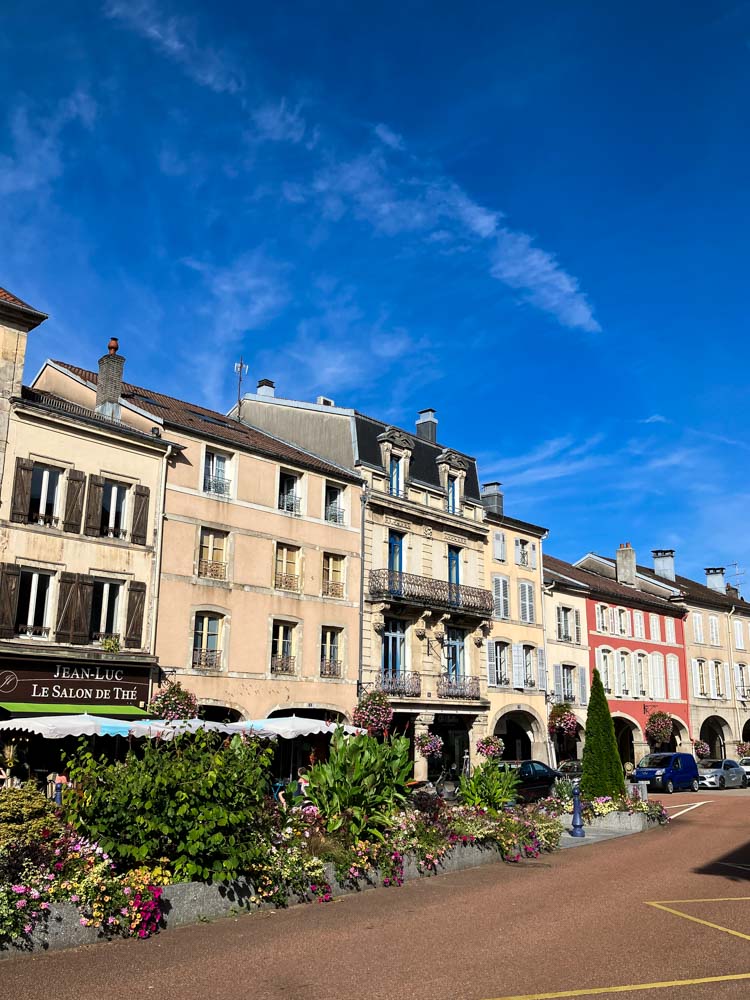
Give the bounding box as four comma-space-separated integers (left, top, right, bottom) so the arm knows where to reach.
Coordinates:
738, 757, 750, 780
698, 759, 748, 789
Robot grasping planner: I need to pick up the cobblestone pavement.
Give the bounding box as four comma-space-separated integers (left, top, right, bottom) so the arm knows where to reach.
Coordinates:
4, 791, 750, 1000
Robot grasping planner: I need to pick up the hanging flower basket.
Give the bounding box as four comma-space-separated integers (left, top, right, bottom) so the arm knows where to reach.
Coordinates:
737, 742, 750, 758
548, 703, 578, 737
414, 731, 444, 759
148, 680, 198, 721
352, 689, 394, 734
476, 736, 505, 759
692, 740, 711, 759
645, 711, 673, 747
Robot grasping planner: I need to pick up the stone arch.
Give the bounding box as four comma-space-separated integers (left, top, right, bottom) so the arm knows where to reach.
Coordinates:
491, 704, 546, 761
266, 703, 351, 724
197, 699, 243, 723
700, 715, 733, 758
612, 712, 643, 767
670, 716, 690, 751
742, 718, 750, 744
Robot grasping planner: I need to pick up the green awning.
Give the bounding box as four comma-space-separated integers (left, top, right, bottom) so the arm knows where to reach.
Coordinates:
0, 703, 150, 717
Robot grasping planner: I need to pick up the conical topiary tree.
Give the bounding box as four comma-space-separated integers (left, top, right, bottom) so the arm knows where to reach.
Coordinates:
580, 668, 626, 800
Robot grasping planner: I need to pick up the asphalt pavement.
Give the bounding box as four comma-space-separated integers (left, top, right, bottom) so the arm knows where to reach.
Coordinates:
3, 790, 750, 1000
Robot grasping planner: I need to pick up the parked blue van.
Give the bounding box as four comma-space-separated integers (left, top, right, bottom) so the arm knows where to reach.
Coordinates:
632, 752, 699, 793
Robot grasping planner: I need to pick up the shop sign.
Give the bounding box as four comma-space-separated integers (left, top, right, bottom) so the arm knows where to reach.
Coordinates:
0, 657, 151, 707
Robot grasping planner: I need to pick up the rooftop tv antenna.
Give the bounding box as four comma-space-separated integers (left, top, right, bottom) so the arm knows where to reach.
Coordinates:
234, 357, 249, 422
728, 561, 746, 589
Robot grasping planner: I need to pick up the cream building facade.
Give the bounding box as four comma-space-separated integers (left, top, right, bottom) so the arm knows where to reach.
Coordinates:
39, 361, 363, 725
0, 289, 169, 731
233, 389, 495, 778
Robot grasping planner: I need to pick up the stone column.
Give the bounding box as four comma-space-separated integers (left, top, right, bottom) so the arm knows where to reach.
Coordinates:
413, 712, 435, 781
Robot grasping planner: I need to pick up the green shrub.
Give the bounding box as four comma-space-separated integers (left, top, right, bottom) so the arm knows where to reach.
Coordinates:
63, 730, 274, 882
459, 761, 520, 810
0, 785, 61, 851
304, 729, 412, 843
580, 668, 626, 800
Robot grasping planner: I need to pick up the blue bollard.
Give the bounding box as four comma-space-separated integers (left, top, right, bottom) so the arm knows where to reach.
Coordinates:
54, 782, 63, 806
570, 781, 585, 838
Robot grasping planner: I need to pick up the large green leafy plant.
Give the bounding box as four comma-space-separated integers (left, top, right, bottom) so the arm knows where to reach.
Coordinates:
64, 730, 274, 881
304, 729, 412, 842
459, 762, 520, 810
580, 668, 626, 800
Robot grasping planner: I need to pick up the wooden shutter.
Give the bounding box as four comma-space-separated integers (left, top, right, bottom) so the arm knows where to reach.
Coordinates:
574, 609, 582, 644
486, 640, 496, 686
55, 572, 78, 643
511, 643, 524, 688
537, 647, 547, 691
553, 662, 563, 700
10, 458, 33, 523
492, 576, 504, 618
0, 563, 21, 638
530, 542, 538, 569
608, 608, 616, 634
708, 661, 717, 699
691, 659, 701, 697
519, 583, 528, 622
501, 577, 510, 619
84, 476, 105, 536
63, 470, 86, 533
667, 657, 680, 700
493, 532, 505, 561
523, 583, 535, 624
556, 606, 564, 638
70, 575, 94, 645
124, 581, 146, 649
724, 663, 732, 701
130, 485, 150, 546
514, 539, 521, 565
578, 667, 588, 705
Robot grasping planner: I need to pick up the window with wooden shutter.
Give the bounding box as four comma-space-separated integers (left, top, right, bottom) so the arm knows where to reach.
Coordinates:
63, 470, 86, 533
511, 643, 524, 688
553, 662, 563, 700
574, 609, 582, 644
578, 667, 588, 705
55, 572, 78, 643
130, 485, 150, 546
0, 564, 21, 638
10, 458, 33, 523
486, 640, 496, 686
492, 575, 510, 620
125, 581, 147, 649
666, 655, 680, 699
492, 531, 506, 562
530, 542, 538, 569
71, 575, 94, 645
84, 476, 105, 536
537, 647, 547, 690
519, 581, 535, 623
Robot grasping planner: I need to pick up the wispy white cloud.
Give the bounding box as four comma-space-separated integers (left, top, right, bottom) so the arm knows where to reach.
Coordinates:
251, 100, 308, 145
103, 0, 244, 94
0, 91, 96, 196
641, 413, 670, 424
374, 123, 405, 151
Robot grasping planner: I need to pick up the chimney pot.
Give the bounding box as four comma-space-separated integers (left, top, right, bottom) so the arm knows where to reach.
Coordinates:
616, 542, 637, 586
108, 337, 119, 355
652, 549, 676, 582
415, 408, 438, 443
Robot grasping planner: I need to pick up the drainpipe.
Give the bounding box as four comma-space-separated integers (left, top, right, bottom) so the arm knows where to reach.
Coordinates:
539, 531, 556, 768
149, 442, 175, 695
357, 483, 370, 698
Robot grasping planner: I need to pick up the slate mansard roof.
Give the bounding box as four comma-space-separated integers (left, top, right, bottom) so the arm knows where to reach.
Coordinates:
353, 412, 481, 501
52, 362, 361, 483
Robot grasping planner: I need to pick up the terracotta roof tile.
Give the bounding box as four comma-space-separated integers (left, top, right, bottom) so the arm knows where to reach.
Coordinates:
598, 556, 750, 613
0, 286, 46, 318
544, 554, 683, 615
52, 361, 360, 483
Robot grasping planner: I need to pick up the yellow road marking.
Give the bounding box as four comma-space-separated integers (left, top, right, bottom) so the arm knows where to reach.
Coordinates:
646, 895, 750, 904
645, 901, 750, 941
482, 972, 750, 1000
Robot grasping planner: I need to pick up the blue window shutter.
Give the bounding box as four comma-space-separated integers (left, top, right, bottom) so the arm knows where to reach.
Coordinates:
578, 667, 588, 705
512, 643, 525, 688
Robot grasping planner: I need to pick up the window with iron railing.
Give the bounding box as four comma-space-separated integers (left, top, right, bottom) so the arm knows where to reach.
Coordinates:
29, 464, 62, 526
193, 612, 222, 669
278, 472, 301, 515
275, 544, 300, 591
199, 528, 228, 580
203, 451, 231, 497
320, 627, 342, 678
324, 483, 345, 524
90, 580, 122, 643
271, 620, 296, 674
15, 570, 52, 640
322, 553, 344, 597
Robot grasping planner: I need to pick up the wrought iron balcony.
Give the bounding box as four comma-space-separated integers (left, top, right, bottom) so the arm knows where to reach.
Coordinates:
437, 674, 481, 700
15, 624, 50, 638
28, 512, 59, 527
377, 671, 422, 698
271, 654, 296, 675
325, 504, 345, 524
92, 631, 120, 644
320, 658, 342, 678
323, 580, 344, 598
204, 475, 231, 497
444, 499, 462, 515
100, 526, 127, 539
275, 572, 299, 592
278, 493, 301, 515
199, 559, 227, 580
369, 570, 493, 617
193, 648, 222, 670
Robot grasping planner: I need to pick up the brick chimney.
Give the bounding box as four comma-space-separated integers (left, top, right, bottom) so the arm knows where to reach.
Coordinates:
652, 549, 676, 581
415, 408, 438, 443
481, 482, 504, 517
95, 338, 124, 421
616, 542, 636, 586
705, 567, 725, 592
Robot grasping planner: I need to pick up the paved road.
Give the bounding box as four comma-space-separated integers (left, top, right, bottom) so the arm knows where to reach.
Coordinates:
4, 792, 750, 1000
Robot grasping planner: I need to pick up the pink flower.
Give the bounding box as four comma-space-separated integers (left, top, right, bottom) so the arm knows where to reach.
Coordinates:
23, 924, 32, 935
80, 917, 88, 926
16, 899, 27, 909
40, 902, 50, 911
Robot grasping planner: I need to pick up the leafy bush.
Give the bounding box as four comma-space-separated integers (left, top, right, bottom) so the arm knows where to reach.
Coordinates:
0, 786, 61, 852
459, 762, 520, 810
580, 668, 626, 800
63, 730, 274, 881
304, 729, 412, 843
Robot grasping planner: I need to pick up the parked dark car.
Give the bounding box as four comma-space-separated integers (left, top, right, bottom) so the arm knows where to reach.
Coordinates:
557, 760, 583, 781
496, 760, 562, 801
632, 752, 699, 793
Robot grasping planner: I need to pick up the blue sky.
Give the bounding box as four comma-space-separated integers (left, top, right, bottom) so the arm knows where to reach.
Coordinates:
2, 1, 749, 582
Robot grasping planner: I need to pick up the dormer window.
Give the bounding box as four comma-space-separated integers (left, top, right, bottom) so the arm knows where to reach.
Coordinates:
446, 475, 459, 514
278, 472, 301, 515
389, 456, 403, 498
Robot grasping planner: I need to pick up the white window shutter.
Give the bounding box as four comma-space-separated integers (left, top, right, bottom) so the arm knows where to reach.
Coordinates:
514, 538, 521, 565
609, 608, 616, 633
691, 659, 701, 696
724, 663, 732, 701
502, 578, 510, 619
556, 605, 563, 637
595, 605, 602, 631
647, 655, 655, 697
708, 663, 717, 699
537, 647, 547, 691
492, 576, 504, 618
527, 585, 535, 624
735, 620, 744, 650
512, 644, 525, 688
486, 640, 496, 686
667, 657, 679, 700
734, 662, 742, 693
530, 542, 538, 569
574, 609, 582, 644
519, 583, 528, 622
578, 667, 588, 705
493, 532, 504, 561
553, 662, 563, 699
